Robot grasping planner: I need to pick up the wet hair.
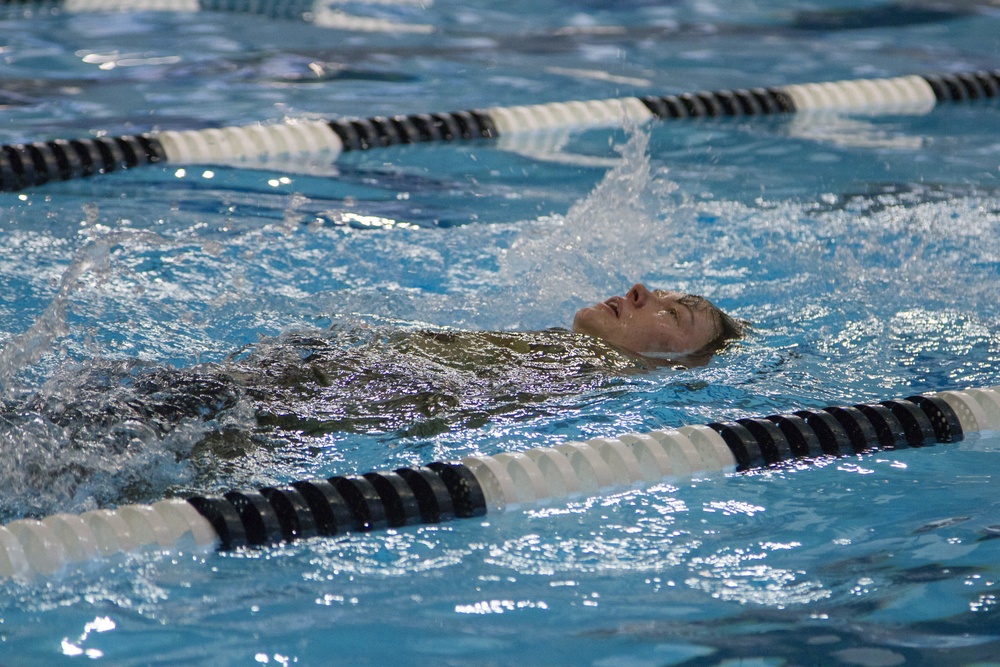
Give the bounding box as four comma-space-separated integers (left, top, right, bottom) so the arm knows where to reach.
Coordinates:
678, 294, 745, 358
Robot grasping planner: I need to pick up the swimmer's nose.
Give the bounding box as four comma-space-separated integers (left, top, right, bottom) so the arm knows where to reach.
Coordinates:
627, 283, 650, 307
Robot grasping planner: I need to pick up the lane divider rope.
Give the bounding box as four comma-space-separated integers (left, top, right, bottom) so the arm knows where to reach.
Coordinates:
0, 69, 997, 192
1, 0, 438, 32
0, 385, 997, 579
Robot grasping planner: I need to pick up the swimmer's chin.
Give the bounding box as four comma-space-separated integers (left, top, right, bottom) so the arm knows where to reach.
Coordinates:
570, 308, 592, 336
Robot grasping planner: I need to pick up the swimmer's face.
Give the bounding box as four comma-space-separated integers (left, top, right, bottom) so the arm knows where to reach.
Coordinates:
572, 284, 721, 358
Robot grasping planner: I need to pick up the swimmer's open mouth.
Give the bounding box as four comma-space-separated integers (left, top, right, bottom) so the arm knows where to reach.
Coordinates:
605, 298, 620, 318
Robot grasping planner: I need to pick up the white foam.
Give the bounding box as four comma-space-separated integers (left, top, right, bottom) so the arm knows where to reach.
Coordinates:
493, 127, 693, 330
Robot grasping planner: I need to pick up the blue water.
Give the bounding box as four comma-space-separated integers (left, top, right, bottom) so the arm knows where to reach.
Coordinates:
1, 1, 1000, 665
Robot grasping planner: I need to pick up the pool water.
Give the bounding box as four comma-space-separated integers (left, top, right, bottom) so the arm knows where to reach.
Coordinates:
1, 1, 1000, 665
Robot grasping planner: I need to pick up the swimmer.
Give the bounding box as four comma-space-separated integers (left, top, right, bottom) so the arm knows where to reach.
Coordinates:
572, 283, 742, 364
20, 282, 744, 441
1, 283, 743, 515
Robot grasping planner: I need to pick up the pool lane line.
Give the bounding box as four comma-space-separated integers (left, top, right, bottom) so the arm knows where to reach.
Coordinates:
0, 0, 437, 32
0, 69, 998, 192
0, 385, 997, 579
1, 0, 306, 16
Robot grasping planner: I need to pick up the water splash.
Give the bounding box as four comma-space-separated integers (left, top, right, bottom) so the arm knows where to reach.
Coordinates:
0, 230, 163, 398
0, 229, 227, 519
494, 127, 689, 329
